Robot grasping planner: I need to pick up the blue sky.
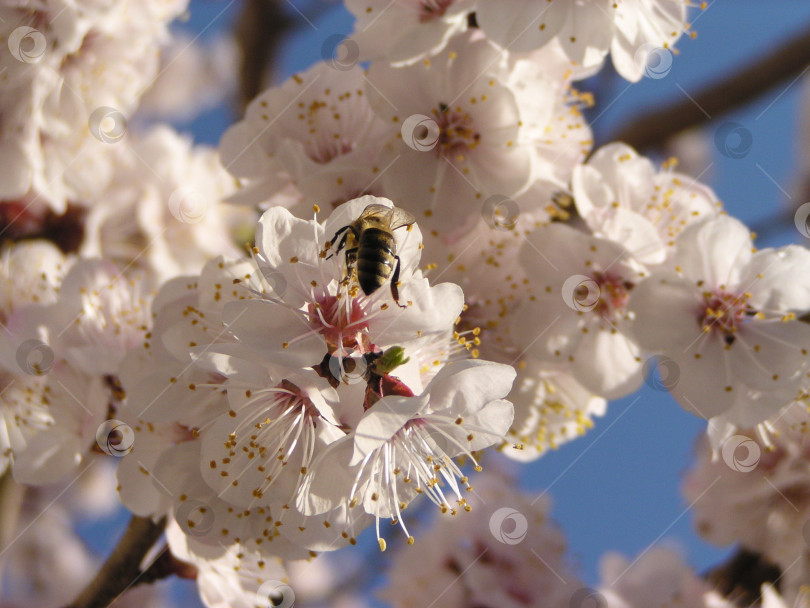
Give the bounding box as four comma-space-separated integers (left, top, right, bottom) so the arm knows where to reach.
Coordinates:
80, 2, 810, 604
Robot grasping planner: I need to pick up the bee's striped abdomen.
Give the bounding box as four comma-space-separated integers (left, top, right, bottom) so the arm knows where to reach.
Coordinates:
356, 228, 396, 295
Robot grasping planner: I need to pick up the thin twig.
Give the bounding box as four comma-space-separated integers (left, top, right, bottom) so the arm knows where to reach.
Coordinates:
136, 543, 197, 585
64, 515, 166, 608
609, 26, 810, 150
0, 471, 25, 556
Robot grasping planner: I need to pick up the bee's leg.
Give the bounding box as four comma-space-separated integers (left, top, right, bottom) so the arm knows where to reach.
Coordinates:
344, 247, 358, 266
326, 226, 353, 259
339, 247, 359, 289
390, 255, 407, 308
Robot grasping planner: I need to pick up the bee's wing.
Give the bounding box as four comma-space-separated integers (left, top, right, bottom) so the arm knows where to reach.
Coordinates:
357, 203, 392, 220
386, 207, 416, 231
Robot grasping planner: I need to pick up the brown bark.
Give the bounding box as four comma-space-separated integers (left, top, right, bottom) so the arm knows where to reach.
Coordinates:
610, 28, 810, 150
64, 516, 166, 608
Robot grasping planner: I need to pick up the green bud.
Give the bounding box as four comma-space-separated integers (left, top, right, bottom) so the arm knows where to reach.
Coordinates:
374, 346, 410, 374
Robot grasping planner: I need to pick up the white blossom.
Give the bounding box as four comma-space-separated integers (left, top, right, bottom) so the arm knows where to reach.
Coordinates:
596, 546, 736, 608
47, 258, 152, 375
0, 0, 187, 212
630, 215, 810, 425
118, 196, 512, 559
366, 30, 590, 240
501, 359, 607, 461
344, 0, 475, 65
379, 469, 583, 607
115, 257, 253, 519
475, 0, 692, 82
683, 399, 810, 598
220, 63, 389, 209
166, 519, 293, 608
0, 241, 111, 485
218, 197, 459, 375
298, 358, 515, 548
511, 222, 647, 399
420, 216, 609, 461
572, 142, 722, 267
81, 125, 250, 282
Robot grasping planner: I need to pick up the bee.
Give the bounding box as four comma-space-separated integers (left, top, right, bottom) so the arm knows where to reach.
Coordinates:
327, 204, 416, 307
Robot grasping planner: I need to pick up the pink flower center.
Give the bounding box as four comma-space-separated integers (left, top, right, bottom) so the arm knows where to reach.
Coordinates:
308, 293, 370, 351
586, 272, 633, 318
277, 378, 322, 419
699, 290, 752, 342
299, 100, 356, 164
309, 138, 355, 164
433, 103, 480, 159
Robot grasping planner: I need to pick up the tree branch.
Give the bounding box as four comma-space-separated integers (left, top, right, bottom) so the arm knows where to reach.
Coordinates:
136, 544, 197, 585
609, 26, 810, 150
0, 471, 25, 555
235, 0, 293, 110
64, 515, 166, 608
704, 548, 781, 607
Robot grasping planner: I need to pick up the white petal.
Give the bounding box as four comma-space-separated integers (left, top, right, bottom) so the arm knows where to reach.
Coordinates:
374, 279, 464, 346
572, 326, 644, 399
732, 321, 810, 390
423, 359, 517, 415
432, 398, 514, 453
256, 206, 322, 269
629, 272, 703, 350
352, 395, 427, 464
477, 0, 568, 53
673, 216, 753, 287
219, 121, 275, 179
510, 299, 585, 362
743, 246, 810, 312
598, 206, 666, 265
571, 163, 612, 221
556, 0, 614, 67
297, 437, 356, 515
670, 335, 736, 419
11, 430, 83, 485
277, 501, 371, 552
221, 299, 326, 369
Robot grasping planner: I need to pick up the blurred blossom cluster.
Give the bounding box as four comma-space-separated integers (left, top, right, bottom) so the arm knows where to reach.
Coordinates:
1, 0, 810, 607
